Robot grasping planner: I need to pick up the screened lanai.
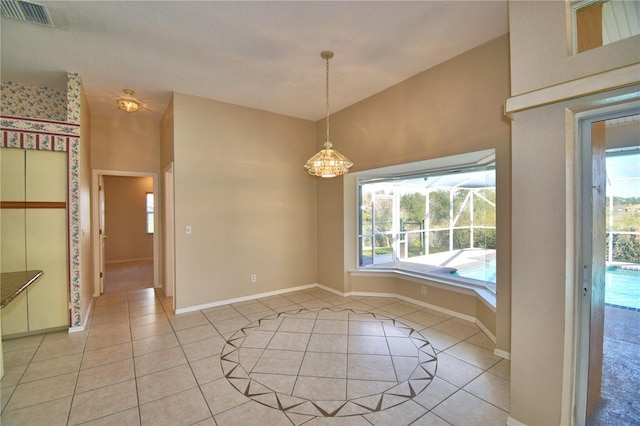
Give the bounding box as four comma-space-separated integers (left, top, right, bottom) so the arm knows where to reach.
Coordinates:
358, 166, 497, 291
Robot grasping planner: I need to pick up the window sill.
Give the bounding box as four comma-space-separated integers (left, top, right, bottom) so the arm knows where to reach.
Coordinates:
350, 267, 496, 311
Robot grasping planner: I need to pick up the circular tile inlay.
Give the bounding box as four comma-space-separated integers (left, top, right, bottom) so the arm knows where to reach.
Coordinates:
220, 307, 437, 418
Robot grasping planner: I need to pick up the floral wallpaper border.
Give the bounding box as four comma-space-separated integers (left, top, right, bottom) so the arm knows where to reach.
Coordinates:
0, 74, 83, 328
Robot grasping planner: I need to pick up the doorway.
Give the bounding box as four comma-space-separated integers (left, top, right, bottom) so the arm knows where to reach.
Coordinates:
576, 107, 640, 424
92, 170, 160, 297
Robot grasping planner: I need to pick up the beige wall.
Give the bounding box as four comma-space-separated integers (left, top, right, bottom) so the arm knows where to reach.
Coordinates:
90, 114, 160, 173
171, 93, 318, 309
508, 1, 639, 423
509, 1, 640, 96
103, 176, 154, 263
317, 35, 512, 350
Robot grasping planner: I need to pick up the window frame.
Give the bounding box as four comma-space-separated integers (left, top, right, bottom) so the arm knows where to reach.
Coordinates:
354, 150, 497, 294
146, 192, 154, 234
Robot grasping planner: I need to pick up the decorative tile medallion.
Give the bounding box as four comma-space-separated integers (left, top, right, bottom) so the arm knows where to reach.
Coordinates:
221, 307, 437, 418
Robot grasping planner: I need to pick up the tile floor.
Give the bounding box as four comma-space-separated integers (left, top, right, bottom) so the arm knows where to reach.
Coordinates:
1, 287, 510, 425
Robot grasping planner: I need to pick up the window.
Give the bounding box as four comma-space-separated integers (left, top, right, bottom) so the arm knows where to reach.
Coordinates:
146, 192, 154, 234
573, 0, 640, 54
357, 151, 496, 291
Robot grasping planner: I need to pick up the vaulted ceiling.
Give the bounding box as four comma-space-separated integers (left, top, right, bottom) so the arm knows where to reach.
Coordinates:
1, 1, 509, 122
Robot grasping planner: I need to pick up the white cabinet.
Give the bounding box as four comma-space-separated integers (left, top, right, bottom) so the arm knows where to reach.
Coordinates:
1, 148, 69, 336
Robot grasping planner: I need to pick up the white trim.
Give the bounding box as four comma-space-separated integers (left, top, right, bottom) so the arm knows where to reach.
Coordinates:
350, 269, 496, 310
174, 283, 318, 314
505, 64, 640, 115
494, 348, 511, 360
506, 415, 528, 426
92, 169, 160, 297
69, 296, 93, 333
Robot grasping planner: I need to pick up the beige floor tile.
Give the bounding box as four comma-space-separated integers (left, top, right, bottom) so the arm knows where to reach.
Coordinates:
91, 310, 129, 326
192, 416, 217, 425
279, 317, 315, 333
488, 358, 511, 380
131, 320, 173, 341
85, 330, 131, 352
88, 321, 131, 337
410, 376, 459, 410
1, 385, 15, 412
3, 347, 37, 367
68, 379, 138, 425
346, 379, 396, 400
1, 334, 44, 352
181, 335, 226, 362
349, 321, 385, 336
21, 352, 82, 383
210, 316, 250, 335
259, 295, 300, 309
175, 323, 219, 345
32, 338, 87, 362
387, 336, 419, 357
0, 396, 72, 426
252, 349, 305, 375
1, 363, 28, 388
313, 319, 348, 334
299, 299, 333, 309
231, 300, 270, 316
213, 400, 292, 426
411, 411, 452, 425
299, 352, 347, 378
348, 335, 390, 355
363, 400, 428, 426
307, 333, 348, 353
201, 305, 243, 322
401, 310, 449, 328
137, 363, 197, 405
135, 345, 187, 377
5, 371, 77, 411
293, 376, 346, 400
128, 302, 164, 318
79, 407, 140, 425
190, 354, 224, 385
465, 330, 496, 350
267, 331, 311, 351
140, 387, 211, 425
463, 371, 510, 411
76, 358, 135, 394
129, 312, 168, 328
201, 377, 250, 416
420, 328, 462, 351
132, 331, 179, 357
443, 341, 501, 370
347, 354, 396, 381
432, 389, 508, 425
168, 311, 209, 331
377, 302, 421, 318
434, 352, 483, 388
284, 292, 318, 304
429, 319, 479, 341
81, 341, 133, 370
238, 329, 274, 349
248, 372, 297, 394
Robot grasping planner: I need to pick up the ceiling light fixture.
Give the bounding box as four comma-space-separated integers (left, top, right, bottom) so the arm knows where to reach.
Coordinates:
304, 51, 353, 178
117, 89, 139, 113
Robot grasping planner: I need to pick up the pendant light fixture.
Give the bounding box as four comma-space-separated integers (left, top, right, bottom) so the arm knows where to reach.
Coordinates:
117, 89, 140, 113
304, 50, 353, 178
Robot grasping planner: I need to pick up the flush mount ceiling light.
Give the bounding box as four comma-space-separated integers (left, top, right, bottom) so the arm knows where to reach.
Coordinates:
304, 51, 353, 178
117, 89, 139, 113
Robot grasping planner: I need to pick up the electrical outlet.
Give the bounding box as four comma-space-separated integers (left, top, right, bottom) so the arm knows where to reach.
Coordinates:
185, 225, 192, 235
251, 274, 257, 283
421, 285, 427, 296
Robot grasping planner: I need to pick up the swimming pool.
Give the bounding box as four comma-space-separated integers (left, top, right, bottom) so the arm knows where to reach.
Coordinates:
606, 267, 640, 310
453, 262, 640, 310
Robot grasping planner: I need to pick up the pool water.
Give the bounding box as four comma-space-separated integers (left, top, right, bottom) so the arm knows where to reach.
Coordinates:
453, 262, 640, 310
606, 267, 640, 310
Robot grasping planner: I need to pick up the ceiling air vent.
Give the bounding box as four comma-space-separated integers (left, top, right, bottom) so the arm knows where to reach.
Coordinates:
1, 0, 53, 27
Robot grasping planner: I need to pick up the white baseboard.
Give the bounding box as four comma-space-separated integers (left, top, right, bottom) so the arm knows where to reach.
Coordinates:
494, 348, 511, 360
69, 296, 95, 333
175, 283, 318, 314
507, 415, 527, 426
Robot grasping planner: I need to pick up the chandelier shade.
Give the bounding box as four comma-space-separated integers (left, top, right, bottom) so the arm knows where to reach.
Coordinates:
304, 50, 353, 178
117, 89, 139, 113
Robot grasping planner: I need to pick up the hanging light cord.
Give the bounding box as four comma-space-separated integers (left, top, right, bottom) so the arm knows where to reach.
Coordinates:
325, 54, 330, 145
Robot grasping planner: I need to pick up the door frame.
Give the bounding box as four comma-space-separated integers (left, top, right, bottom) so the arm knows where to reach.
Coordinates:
92, 169, 160, 296
571, 102, 640, 425
163, 162, 175, 304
